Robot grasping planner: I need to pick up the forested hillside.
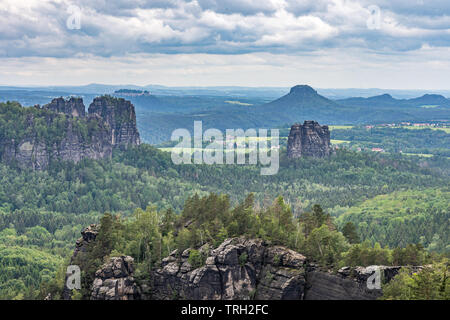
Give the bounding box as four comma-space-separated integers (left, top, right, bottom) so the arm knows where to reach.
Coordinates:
0, 141, 448, 299
0, 96, 448, 300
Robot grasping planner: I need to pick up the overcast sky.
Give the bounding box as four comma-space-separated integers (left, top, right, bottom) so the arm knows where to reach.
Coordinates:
1, 0, 449, 89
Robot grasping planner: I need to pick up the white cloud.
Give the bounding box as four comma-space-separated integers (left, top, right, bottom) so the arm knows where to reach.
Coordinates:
0, 0, 449, 88
1, 47, 449, 89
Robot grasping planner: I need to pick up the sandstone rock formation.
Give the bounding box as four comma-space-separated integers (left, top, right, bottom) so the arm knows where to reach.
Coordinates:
44, 97, 86, 117
62, 224, 99, 300
149, 238, 307, 300
0, 96, 140, 169
71, 224, 99, 261
88, 96, 141, 148
287, 121, 331, 158
304, 265, 423, 300
0, 114, 112, 170
66, 235, 420, 300
91, 256, 140, 300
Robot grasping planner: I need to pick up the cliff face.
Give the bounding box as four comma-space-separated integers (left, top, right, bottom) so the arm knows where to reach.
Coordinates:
0, 96, 140, 169
287, 121, 331, 159
88, 96, 141, 148
79, 237, 415, 301
147, 238, 307, 300
0, 112, 112, 170
91, 256, 140, 300
44, 97, 86, 117
62, 224, 99, 300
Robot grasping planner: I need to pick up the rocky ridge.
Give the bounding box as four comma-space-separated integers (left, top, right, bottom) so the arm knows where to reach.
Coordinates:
81, 237, 416, 300
0, 96, 140, 169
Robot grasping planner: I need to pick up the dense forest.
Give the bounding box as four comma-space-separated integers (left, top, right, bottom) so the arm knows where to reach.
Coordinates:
331, 126, 450, 157
0, 100, 448, 300
0, 143, 448, 299
41, 193, 449, 300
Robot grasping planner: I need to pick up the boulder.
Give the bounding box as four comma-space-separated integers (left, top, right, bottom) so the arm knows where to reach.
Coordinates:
91, 256, 140, 300
150, 238, 307, 300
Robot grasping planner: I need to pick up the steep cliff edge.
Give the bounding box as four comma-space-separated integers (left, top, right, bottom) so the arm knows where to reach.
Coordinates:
71, 236, 416, 300
88, 96, 141, 148
0, 96, 140, 169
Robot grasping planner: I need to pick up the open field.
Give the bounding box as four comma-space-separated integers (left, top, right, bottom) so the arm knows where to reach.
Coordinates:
331, 139, 350, 144
401, 126, 450, 133
329, 125, 354, 130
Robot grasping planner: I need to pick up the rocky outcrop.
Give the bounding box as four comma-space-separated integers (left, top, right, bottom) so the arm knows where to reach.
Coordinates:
88, 96, 141, 148
0, 113, 112, 170
44, 97, 86, 117
91, 256, 140, 300
287, 121, 331, 158
0, 96, 140, 169
146, 238, 307, 300
69, 236, 419, 300
304, 265, 422, 300
62, 224, 99, 300
71, 224, 99, 261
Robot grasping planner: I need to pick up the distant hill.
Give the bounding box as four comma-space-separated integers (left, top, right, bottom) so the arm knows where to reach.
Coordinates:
1, 85, 449, 145
263, 85, 339, 110
338, 93, 450, 108
256, 85, 358, 124
131, 85, 450, 144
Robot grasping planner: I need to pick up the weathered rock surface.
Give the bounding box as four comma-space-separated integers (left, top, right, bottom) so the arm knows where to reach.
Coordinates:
62, 224, 99, 300
91, 256, 140, 300
1, 115, 112, 170
44, 97, 86, 117
88, 96, 141, 148
149, 238, 307, 300
304, 265, 421, 300
0, 96, 140, 169
287, 121, 331, 158
71, 224, 99, 261
69, 236, 419, 300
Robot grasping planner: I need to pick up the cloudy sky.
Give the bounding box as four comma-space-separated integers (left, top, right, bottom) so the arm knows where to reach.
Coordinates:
1, 0, 449, 89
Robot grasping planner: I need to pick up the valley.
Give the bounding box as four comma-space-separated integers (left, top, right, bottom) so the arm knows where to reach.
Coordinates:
0, 85, 448, 300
